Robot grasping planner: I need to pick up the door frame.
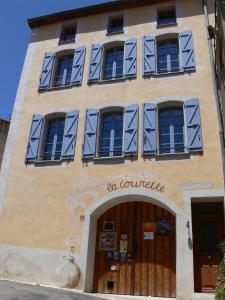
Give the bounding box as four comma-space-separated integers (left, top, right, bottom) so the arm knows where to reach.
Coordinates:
192, 202, 224, 293
77, 188, 224, 300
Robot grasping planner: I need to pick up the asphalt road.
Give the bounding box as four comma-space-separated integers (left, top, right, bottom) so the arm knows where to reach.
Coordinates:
0, 280, 106, 300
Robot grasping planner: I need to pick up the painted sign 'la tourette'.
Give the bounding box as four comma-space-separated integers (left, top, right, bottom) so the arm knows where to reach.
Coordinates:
107, 179, 166, 193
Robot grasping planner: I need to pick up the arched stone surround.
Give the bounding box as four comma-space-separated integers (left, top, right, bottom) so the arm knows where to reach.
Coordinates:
77, 188, 195, 300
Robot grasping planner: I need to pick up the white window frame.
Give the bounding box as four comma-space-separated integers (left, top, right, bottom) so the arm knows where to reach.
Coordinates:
156, 102, 187, 155
96, 107, 125, 158
38, 113, 66, 161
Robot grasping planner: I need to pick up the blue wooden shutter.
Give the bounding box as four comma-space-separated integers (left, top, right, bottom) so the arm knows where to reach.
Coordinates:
142, 36, 156, 76
71, 47, 86, 85
39, 53, 55, 89
179, 31, 196, 71
124, 104, 139, 156
142, 103, 157, 155
61, 110, 79, 159
185, 98, 203, 151
26, 115, 44, 161
124, 38, 137, 78
83, 109, 99, 158
88, 44, 103, 82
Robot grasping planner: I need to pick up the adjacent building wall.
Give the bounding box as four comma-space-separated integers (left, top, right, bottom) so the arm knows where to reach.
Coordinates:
213, 0, 225, 137
0, 119, 10, 169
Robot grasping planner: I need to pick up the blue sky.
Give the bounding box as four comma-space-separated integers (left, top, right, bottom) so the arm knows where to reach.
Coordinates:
0, 0, 113, 120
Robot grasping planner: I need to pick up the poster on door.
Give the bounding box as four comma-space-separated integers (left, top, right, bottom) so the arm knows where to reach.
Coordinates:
143, 232, 154, 240
156, 217, 171, 235
120, 240, 128, 253
99, 232, 117, 251
142, 222, 156, 240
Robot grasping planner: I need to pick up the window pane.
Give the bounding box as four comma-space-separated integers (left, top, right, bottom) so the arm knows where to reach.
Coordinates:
157, 9, 176, 25
108, 18, 123, 33
54, 55, 73, 87
103, 47, 124, 80
159, 108, 184, 154
157, 40, 179, 73
160, 134, 170, 144
99, 112, 123, 157
43, 118, 65, 160
59, 26, 76, 43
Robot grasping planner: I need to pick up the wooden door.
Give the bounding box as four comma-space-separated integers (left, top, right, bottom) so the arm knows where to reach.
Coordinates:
192, 203, 224, 293
93, 201, 176, 297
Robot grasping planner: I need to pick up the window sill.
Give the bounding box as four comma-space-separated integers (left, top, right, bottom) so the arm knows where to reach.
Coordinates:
24, 159, 65, 167
156, 22, 177, 29
94, 155, 124, 160
101, 77, 126, 83
106, 30, 124, 36
154, 70, 185, 77
88, 76, 136, 85
144, 69, 196, 78
26, 159, 73, 167
93, 155, 126, 165
39, 83, 80, 92
58, 39, 75, 45
155, 152, 190, 161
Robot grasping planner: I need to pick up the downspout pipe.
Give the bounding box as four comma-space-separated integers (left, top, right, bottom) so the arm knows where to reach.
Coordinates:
202, 0, 225, 221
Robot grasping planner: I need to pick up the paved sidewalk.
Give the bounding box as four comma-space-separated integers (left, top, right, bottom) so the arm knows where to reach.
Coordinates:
0, 280, 106, 300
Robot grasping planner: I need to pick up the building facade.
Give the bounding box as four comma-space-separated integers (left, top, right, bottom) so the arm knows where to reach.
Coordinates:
0, 1, 224, 299
0, 119, 10, 169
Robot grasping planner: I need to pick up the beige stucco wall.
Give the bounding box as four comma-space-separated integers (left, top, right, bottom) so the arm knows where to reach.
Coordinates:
0, 0, 223, 298
0, 0, 223, 249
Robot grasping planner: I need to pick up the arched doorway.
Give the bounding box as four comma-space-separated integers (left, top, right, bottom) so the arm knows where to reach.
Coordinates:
93, 201, 176, 297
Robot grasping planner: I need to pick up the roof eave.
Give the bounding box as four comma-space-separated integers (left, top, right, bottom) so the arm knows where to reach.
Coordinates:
27, 0, 169, 29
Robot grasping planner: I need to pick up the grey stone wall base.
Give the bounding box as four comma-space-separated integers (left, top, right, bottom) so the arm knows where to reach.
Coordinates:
0, 244, 80, 288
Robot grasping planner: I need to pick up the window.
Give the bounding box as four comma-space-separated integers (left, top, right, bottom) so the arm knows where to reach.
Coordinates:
103, 47, 124, 80
99, 112, 123, 157
157, 39, 180, 73
59, 25, 76, 44
159, 107, 185, 154
88, 39, 137, 82
107, 16, 124, 34
42, 117, 65, 161
53, 54, 74, 87
39, 48, 86, 90
143, 31, 196, 76
83, 105, 138, 159
143, 99, 202, 156
25, 111, 79, 163
157, 7, 176, 26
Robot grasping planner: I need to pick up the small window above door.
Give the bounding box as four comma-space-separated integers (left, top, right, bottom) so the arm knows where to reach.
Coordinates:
59, 24, 76, 44
107, 16, 124, 35
157, 7, 176, 27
